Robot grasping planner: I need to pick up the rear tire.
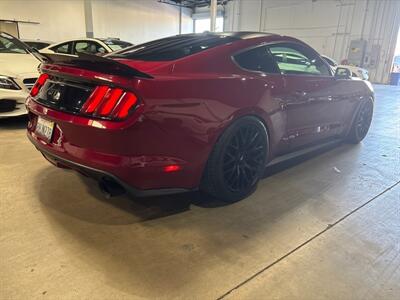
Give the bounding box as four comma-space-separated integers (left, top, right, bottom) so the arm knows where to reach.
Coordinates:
201, 116, 269, 202
347, 98, 374, 144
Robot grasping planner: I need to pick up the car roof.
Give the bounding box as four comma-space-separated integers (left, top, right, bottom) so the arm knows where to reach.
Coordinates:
62, 38, 103, 43
108, 31, 301, 62
174, 31, 277, 40
55, 37, 129, 43
49, 38, 132, 47
22, 39, 53, 44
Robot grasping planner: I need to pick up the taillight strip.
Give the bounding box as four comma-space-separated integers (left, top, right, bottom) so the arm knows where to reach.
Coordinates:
116, 93, 138, 119
82, 86, 109, 113
80, 85, 138, 120
30, 74, 49, 97
97, 88, 124, 116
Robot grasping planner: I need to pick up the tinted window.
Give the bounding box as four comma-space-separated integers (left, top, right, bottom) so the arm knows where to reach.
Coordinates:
234, 46, 280, 74
74, 41, 106, 55
110, 34, 238, 61
269, 44, 331, 76
52, 42, 71, 54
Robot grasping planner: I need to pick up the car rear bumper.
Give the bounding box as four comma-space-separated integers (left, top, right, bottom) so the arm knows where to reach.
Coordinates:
31, 143, 191, 197
26, 98, 203, 195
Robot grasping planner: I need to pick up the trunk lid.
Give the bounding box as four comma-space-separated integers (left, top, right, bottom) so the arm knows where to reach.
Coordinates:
31, 53, 153, 120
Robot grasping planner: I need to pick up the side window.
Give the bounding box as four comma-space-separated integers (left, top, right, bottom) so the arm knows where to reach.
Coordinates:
234, 46, 280, 74
51, 42, 71, 54
268, 44, 331, 76
74, 41, 106, 55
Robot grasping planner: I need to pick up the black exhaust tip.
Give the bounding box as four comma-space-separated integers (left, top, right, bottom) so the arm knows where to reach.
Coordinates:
98, 177, 126, 198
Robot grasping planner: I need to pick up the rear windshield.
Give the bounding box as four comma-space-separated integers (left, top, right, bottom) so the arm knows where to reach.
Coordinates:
109, 34, 238, 61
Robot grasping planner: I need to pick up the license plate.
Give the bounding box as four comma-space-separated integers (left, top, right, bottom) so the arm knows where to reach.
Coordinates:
35, 116, 54, 142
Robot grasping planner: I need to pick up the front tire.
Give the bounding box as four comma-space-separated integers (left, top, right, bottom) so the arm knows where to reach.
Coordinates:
201, 116, 268, 202
347, 98, 374, 143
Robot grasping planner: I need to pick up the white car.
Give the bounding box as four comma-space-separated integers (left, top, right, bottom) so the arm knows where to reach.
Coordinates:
22, 39, 53, 50
341, 64, 369, 81
0, 32, 40, 118
321, 55, 369, 80
40, 38, 132, 56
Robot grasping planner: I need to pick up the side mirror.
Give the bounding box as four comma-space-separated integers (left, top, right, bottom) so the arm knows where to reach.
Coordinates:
335, 67, 352, 79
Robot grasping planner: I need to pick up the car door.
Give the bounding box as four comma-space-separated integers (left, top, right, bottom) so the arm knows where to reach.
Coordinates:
233, 45, 289, 155
267, 42, 346, 150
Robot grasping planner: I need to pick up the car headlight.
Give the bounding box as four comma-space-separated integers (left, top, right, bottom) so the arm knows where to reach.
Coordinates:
0, 75, 21, 90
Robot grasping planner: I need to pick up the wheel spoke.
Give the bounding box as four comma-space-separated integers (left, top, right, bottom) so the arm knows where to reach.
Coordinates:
223, 162, 236, 174
222, 123, 266, 193
224, 151, 236, 162
247, 131, 259, 148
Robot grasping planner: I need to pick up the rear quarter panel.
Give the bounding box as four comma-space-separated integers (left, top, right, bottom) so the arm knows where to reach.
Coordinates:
136, 72, 287, 184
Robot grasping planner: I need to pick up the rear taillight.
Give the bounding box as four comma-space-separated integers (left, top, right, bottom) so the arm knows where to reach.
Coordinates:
81, 86, 138, 120
30, 74, 49, 97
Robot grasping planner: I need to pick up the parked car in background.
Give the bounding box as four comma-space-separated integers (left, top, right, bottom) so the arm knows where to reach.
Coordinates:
342, 64, 369, 80
26, 32, 374, 201
392, 55, 400, 72
0, 32, 40, 118
40, 38, 133, 56
22, 39, 53, 50
321, 55, 369, 80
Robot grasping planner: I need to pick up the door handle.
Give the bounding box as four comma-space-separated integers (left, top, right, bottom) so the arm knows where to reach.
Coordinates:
294, 91, 307, 97
279, 101, 287, 110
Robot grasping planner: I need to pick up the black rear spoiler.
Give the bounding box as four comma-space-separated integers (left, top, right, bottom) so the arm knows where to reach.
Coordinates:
37, 52, 153, 79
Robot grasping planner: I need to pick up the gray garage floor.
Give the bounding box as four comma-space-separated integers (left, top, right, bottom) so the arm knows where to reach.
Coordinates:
1, 85, 399, 299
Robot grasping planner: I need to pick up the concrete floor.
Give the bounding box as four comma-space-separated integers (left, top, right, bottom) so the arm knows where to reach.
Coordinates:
0, 85, 399, 299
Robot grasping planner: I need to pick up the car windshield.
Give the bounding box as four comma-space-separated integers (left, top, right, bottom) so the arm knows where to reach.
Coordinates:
101, 39, 132, 51
109, 34, 238, 61
0, 32, 29, 54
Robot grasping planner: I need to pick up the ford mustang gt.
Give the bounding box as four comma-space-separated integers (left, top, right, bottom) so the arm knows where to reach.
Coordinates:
26, 32, 374, 201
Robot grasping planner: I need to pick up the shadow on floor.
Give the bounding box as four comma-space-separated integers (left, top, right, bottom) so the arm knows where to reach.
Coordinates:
0, 115, 28, 129
35, 140, 342, 224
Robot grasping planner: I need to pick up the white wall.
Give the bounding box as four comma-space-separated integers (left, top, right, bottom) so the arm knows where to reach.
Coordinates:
0, 0, 86, 42
224, 0, 400, 83
91, 0, 193, 44
0, 0, 193, 44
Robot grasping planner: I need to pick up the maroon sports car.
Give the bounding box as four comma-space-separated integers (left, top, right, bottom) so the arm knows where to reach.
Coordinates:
26, 32, 374, 201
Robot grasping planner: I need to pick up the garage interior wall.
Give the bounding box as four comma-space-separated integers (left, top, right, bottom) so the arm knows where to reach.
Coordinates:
224, 0, 400, 83
0, 0, 193, 44
91, 0, 193, 44
0, 0, 86, 42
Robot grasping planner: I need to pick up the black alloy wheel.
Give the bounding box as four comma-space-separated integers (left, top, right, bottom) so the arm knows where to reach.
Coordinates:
348, 98, 374, 143
222, 124, 266, 192
202, 116, 268, 202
